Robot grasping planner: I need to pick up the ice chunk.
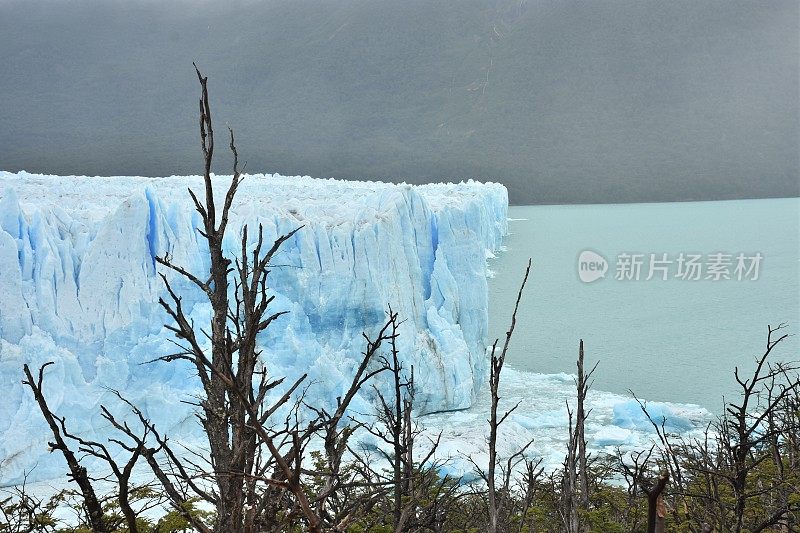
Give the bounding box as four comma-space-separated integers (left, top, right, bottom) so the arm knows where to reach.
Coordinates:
612, 399, 695, 432
592, 427, 634, 447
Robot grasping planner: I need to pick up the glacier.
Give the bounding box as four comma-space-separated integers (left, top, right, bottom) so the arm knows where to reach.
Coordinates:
0, 171, 507, 482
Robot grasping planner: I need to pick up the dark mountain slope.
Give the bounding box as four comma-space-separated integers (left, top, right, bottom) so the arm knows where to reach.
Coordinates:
1, 0, 797, 204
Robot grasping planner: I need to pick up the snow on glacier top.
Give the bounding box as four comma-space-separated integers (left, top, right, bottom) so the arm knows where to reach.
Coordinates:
0, 171, 506, 225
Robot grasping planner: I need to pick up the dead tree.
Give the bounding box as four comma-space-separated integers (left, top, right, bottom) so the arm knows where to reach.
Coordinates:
614, 443, 668, 533
362, 311, 419, 531
575, 340, 596, 511
23, 362, 203, 532
151, 64, 321, 532
379, 312, 411, 530
0, 469, 81, 533
22, 365, 177, 533
150, 65, 409, 533
636, 324, 799, 533
22, 363, 110, 533
338, 308, 464, 533
641, 472, 669, 533
560, 340, 597, 533
516, 457, 544, 533
691, 324, 797, 533
303, 313, 399, 530
562, 402, 580, 533
486, 258, 532, 533
720, 323, 799, 532
614, 445, 655, 532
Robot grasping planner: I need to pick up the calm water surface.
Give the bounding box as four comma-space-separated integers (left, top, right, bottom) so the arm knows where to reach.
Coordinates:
488, 198, 800, 411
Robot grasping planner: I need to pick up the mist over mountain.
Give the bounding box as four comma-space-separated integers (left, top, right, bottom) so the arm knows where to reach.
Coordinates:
1, 0, 797, 204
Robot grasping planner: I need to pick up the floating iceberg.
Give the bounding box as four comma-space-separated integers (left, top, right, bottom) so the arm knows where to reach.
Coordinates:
612, 399, 696, 433
0, 171, 507, 482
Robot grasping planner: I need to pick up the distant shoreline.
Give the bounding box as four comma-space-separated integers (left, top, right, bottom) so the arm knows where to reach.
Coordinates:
509, 193, 800, 208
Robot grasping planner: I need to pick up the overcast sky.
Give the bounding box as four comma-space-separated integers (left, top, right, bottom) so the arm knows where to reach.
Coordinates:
1, 0, 797, 204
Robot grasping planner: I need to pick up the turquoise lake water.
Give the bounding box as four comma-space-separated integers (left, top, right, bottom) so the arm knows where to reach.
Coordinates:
487, 198, 800, 411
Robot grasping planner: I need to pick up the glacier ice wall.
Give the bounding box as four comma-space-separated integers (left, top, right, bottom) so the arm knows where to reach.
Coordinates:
0, 171, 507, 481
